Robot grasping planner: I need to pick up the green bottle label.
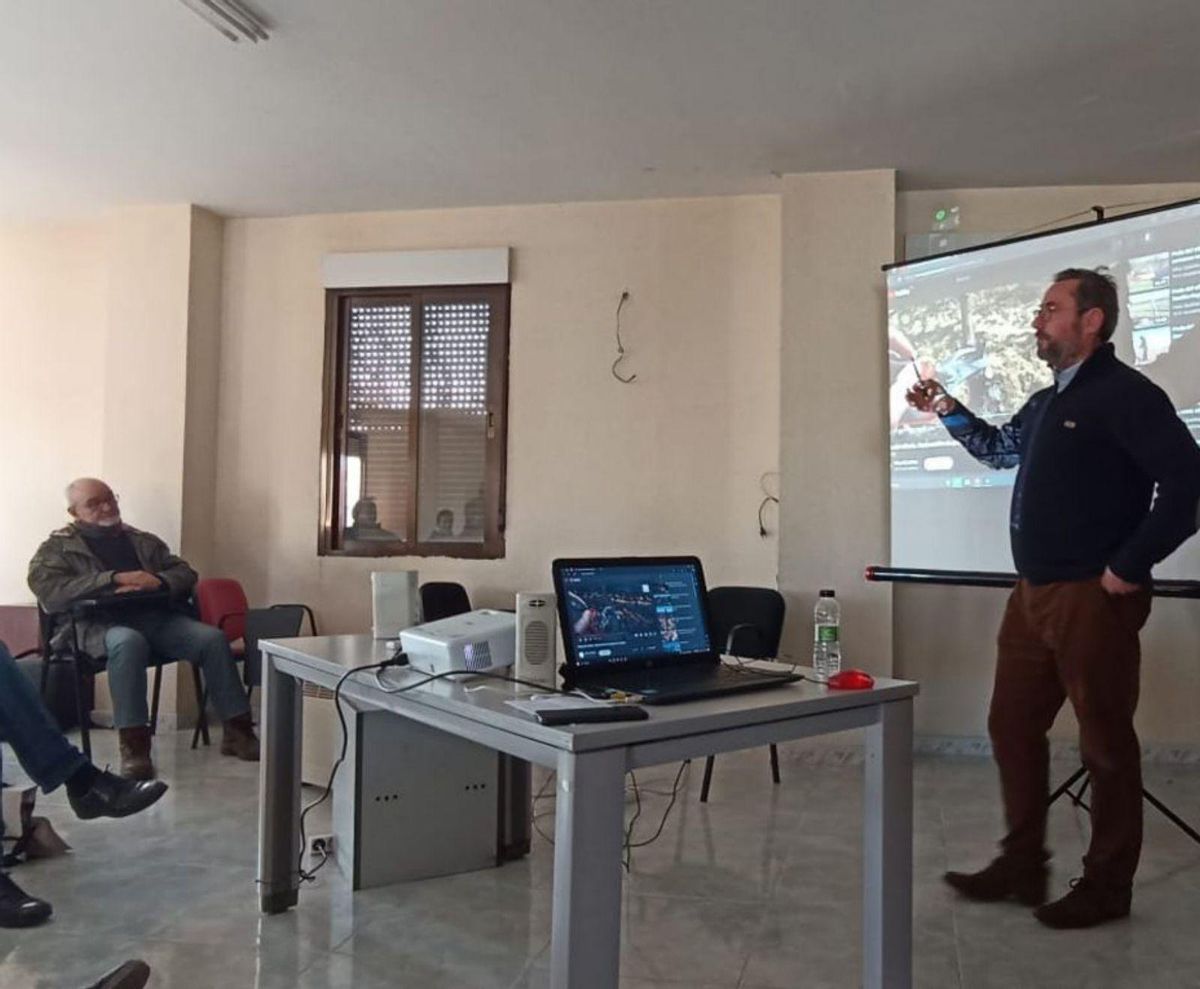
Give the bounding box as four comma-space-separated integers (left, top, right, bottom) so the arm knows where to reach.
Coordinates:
817, 625, 839, 643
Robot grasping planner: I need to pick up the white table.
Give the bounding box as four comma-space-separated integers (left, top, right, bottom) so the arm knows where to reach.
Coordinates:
257, 635, 918, 988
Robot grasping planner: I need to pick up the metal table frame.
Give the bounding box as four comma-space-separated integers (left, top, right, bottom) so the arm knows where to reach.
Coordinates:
257, 635, 918, 989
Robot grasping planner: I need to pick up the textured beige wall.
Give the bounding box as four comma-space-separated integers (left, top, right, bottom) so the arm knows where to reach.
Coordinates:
0, 220, 109, 604
213, 196, 782, 630
896, 182, 1200, 744
0, 206, 214, 725
180, 207, 225, 576
778, 171, 896, 671
101, 205, 194, 550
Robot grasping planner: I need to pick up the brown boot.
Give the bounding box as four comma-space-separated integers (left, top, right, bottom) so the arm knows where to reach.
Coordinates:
221, 713, 260, 762
117, 726, 156, 781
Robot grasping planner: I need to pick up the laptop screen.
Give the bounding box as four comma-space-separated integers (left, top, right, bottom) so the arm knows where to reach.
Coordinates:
552, 557, 715, 671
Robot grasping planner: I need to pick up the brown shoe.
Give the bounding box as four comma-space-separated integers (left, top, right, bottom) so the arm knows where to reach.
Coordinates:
1034, 877, 1131, 929
117, 726, 156, 781
221, 712, 260, 761
944, 855, 1048, 906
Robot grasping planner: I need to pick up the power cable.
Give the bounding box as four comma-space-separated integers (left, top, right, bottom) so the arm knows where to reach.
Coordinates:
611, 290, 636, 384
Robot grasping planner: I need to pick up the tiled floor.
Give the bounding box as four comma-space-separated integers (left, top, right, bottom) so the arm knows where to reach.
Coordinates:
2, 730, 1200, 988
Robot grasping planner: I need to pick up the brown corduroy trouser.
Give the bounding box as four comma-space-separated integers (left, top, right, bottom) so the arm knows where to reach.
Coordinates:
988, 577, 1152, 889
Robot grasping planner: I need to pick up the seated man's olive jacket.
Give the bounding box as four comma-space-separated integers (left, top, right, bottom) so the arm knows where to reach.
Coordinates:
28, 524, 198, 657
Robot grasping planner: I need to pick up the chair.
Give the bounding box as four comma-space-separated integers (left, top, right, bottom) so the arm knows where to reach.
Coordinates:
37, 600, 208, 759
419, 581, 471, 621
0, 605, 40, 660
192, 576, 318, 748
240, 604, 318, 688
195, 578, 249, 658
699, 586, 787, 803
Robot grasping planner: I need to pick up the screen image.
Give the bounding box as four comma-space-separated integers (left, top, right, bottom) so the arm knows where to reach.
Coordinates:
556, 562, 712, 667
887, 199, 1200, 578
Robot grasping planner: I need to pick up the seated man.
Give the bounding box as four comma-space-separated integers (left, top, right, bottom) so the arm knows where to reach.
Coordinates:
27, 478, 259, 779
0, 640, 167, 928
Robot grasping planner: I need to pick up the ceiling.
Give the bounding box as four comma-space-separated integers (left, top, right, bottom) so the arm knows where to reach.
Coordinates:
2, 0, 1198, 220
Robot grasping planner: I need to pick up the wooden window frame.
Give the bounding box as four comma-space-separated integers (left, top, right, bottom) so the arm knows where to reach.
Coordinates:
318, 283, 510, 559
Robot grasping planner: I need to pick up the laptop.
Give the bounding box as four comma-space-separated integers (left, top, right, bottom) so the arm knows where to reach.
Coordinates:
552, 555, 800, 705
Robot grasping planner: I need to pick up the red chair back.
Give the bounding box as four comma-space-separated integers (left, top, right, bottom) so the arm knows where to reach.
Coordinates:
196, 578, 249, 643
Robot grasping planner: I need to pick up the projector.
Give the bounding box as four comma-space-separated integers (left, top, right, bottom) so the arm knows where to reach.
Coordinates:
400, 609, 517, 675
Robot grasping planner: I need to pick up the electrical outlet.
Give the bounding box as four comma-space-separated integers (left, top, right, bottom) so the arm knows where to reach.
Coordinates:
309, 835, 334, 858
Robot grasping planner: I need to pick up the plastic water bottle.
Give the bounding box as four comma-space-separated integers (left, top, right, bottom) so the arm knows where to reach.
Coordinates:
812, 588, 841, 683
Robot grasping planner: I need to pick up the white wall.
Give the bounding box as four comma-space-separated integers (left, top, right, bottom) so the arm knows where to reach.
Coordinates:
778, 171, 896, 670
214, 196, 782, 631
180, 206, 225, 576
101, 205, 194, 550
0, 206, 219, 724
0, 220, 110, 603
6, 179, 1197, 746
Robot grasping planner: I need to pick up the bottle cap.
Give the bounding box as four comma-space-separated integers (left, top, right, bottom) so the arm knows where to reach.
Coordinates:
819, 588, 835, 597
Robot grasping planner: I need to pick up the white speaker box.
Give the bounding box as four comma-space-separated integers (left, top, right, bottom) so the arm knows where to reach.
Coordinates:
371, 570, 420, 640
515, 592, 558, 688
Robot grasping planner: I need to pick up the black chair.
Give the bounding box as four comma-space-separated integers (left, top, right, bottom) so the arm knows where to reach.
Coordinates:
191, 602, 317, 749
699, 586, 787, 803
37, 597, 209, 760
419, 581, 471, 621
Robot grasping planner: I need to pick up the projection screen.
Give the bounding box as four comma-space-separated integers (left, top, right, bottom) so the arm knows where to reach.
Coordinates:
887, 199, 1200, 579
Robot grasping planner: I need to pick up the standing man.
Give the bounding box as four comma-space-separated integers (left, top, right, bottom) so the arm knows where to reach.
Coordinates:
28, 478, 259, 780
907, 268, 1200, 929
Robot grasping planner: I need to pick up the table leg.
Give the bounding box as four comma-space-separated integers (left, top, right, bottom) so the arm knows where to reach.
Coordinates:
257, 650, 303, 914
864, 697, 913, 989
550, 747, 627, 989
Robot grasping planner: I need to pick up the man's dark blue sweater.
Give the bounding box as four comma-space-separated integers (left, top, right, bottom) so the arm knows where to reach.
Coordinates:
940, 343, 1200, 584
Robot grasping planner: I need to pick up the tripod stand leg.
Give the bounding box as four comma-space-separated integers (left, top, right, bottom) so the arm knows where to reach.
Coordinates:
1048, 765, 1088, 807
1142, 789, 1200, 846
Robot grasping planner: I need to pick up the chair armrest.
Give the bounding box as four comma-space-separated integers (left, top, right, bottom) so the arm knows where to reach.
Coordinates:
271, 603, 319, 636
68, 589, 173, 616
217, 611, 247, 633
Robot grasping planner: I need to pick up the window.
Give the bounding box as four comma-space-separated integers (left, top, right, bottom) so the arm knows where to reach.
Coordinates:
319, 284, 510, 558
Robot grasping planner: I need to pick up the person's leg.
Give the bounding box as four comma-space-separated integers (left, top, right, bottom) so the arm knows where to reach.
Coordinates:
946, 581, 1064, 904
990, 581, 1067, 865
142, 613, 258, 758
143, 614, 251, 722
1054, 580, 1149, 888
0, 642, 87, 793
0, 638, 168, 813
104, 626, 156, 778
103, 627, 152, 728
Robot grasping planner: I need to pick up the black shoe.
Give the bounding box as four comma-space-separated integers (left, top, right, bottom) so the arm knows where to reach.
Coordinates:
944, 855, 1048, 906
0, 871, 52, 928
85, 959, 151, 989
68, 769, 168, 821
1034, 877, 1131, 929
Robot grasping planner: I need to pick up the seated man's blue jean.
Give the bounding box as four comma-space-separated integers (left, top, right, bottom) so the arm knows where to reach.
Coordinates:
0, 641, 88, 796
103, 612, 250, 729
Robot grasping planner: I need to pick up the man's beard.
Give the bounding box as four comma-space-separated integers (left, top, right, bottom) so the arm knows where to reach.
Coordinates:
79, 517, 122, 532
1037, 335, 1068, 370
